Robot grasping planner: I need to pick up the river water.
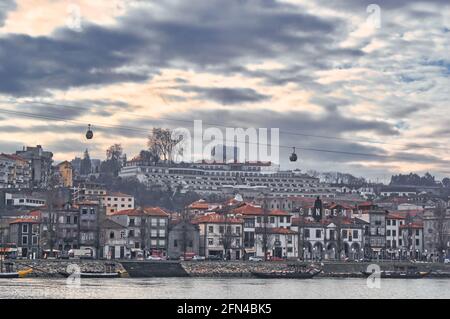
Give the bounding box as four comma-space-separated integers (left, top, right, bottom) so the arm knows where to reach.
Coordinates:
0, 278, 449, 299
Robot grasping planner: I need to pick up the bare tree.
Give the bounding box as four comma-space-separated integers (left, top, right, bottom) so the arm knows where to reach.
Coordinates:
220, 214, 235, 260
435, 201, 449, 262
258, 196, 274, 261
147, 128, 184, 162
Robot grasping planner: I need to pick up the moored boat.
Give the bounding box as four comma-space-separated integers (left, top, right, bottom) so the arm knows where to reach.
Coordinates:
361, 271, 430, 279
252, 269, 322, 279
362, 266, 431, 279
58, 271, 122, 279
0, 265, 33, 279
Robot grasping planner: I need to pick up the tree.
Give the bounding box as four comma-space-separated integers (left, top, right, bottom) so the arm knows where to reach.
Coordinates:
258, 195, 274, 261
80, 149, 92, 175
147, 128, 184, 162
139, 149, 160, 164
434, 201, 449, 262
220, 214, 236, 260
100, 144, 124, 177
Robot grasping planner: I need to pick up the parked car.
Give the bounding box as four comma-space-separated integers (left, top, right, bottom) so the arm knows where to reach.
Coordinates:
444, 258, 450, 264
69, 248, 94, 259
193, 255, 206, 261
147, 255, 163, 261
248, 256, 263, 262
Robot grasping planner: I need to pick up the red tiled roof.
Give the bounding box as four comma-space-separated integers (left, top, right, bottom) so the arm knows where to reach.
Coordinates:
9, 218, 40, 224
255, 227, 297, 235
110, 207, 169, 217
188, 201, 210, 210
192, 214, 243, 224
105, 192, 133, 198
386, 213, 406, 220
400, 222, 423, 229
110, 208, 144, 217
143, 207, 170, 217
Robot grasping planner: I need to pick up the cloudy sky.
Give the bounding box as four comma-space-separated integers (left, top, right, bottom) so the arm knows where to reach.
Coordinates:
0, 0, 449, 182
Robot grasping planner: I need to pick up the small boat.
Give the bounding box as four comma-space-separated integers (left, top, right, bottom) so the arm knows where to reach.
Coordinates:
361, 271, 430, 279
362, 266, 431, 279
0, 267, 33, 279
58, 263, 127, 279
58, 271, 122, 279
0, 256, 33, 279
252, 268, 322, 279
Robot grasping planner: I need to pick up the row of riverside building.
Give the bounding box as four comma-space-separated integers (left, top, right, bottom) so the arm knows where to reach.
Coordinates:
1, 193, 449, 262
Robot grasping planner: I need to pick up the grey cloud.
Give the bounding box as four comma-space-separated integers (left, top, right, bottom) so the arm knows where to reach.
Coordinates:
0, 0, 15, 27
180, 86, 270, 105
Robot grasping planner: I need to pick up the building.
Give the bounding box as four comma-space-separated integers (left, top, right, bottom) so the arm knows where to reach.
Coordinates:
385, 213, 405, 259
0, 153, 31, 189
78, 202, 104, 257
231, 203, 293, 259
119, 159, 337, 198
54, 208, 80, 252
8, 217, 40, 259
254, 227, 298, 259
101, 192, 135, 215
168, 219, 200, 259
193, 213, 244, 260
4, 192, 46, 208
423, 207, 450, 262
71, 182, 107, 203
55, 161, 73, 188
291, 216, 367, 261
368, 209, 387, 258
100, 219, 128, 259
110, 207, 169, 258
379, 186, 417, 198
15, 145, 53, 188
400, 222, 424, 259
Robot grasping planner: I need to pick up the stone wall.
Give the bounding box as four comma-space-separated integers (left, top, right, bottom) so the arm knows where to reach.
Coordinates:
13, 259, 125, 278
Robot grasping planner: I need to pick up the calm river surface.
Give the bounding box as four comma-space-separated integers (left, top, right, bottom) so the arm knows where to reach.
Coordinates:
0, 278, 449, 299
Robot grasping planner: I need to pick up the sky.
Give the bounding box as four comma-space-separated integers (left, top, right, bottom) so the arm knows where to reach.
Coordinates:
0, 0, 449, 182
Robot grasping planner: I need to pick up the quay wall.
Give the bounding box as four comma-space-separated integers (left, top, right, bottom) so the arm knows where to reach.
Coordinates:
9, 260, 450, 278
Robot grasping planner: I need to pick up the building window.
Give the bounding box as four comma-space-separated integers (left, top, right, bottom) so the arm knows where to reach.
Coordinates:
287, 247, 293, 253
305, 229, 310, 238
270, 217, 275, 224
387, 220, 391, 226
22, 224, 28, 233
353, 230, 358, 239
32, 236, 38, 245
392, 220, 397, 226
22, 236, 28, 245
208, 238, 213, 245
174, 240, 178, 247
315, 230, 321, 238
219, 226, 224, 234
109, 231, 115, 239
256, 217, 261, 223
387, 230, 391, 236
66, 216, 71, 224
208, 226, 214, 233
416, 239, 420, 246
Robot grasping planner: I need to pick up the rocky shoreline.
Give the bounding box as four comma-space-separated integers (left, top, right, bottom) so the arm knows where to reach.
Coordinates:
6, 260, 450, 279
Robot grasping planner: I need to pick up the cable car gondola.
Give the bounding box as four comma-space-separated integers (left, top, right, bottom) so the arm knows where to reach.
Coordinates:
290, 147, 298, 162
86, 124, 93, 140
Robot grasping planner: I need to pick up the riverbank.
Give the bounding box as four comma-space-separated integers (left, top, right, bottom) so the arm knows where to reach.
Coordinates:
8, 259, 450, 278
